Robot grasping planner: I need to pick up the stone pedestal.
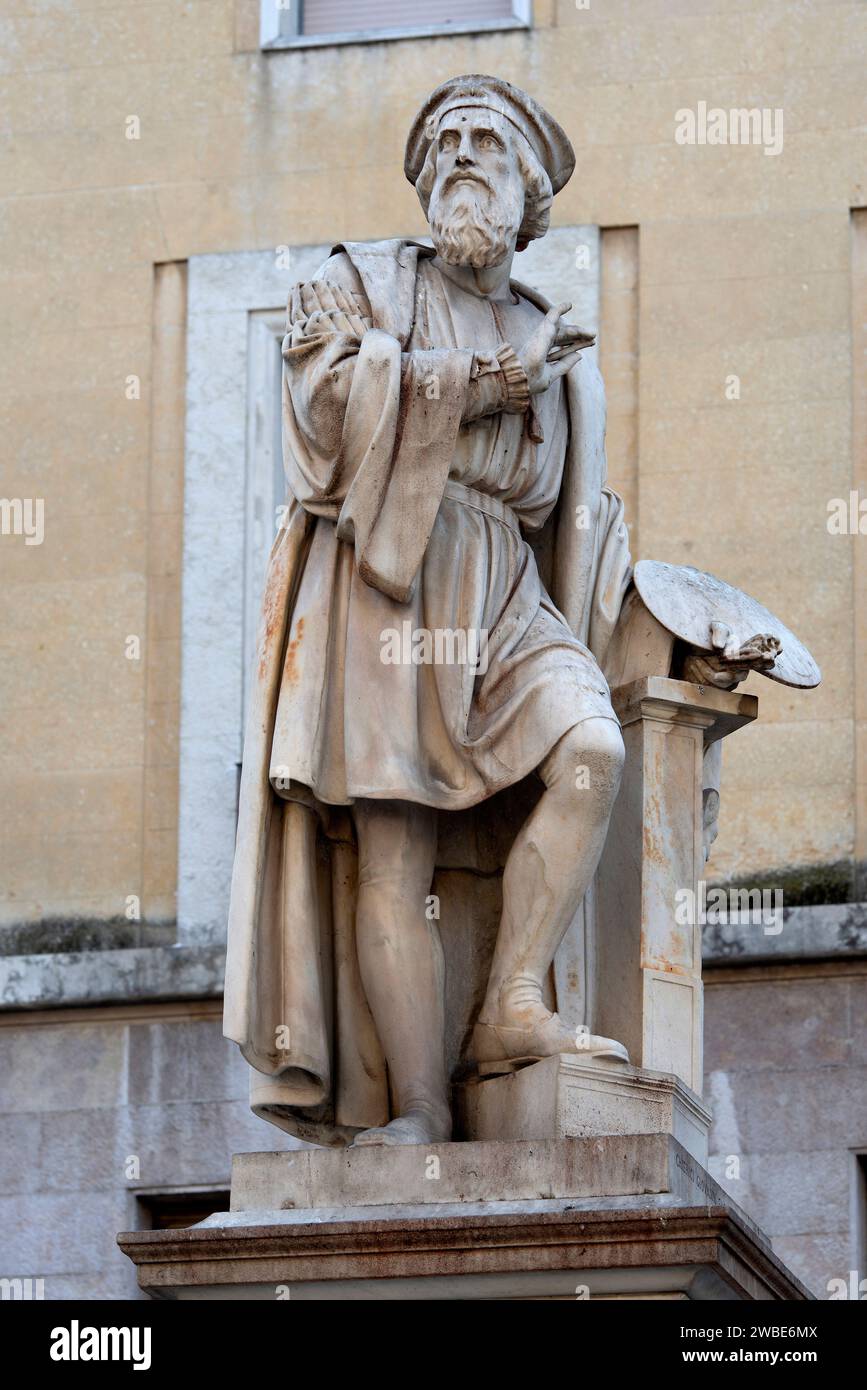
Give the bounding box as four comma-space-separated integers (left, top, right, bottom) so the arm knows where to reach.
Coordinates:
456, 1055, 711, 1165
118, 680, 775, 1301
118, 1135, 810, 1301
596, 677, 757, 1094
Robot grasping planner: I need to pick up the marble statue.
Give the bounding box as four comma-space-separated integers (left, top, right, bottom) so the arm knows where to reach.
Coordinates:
223, 75, 812, 1149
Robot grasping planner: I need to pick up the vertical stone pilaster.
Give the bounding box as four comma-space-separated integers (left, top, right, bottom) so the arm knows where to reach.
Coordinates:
596, 677, 757, 1094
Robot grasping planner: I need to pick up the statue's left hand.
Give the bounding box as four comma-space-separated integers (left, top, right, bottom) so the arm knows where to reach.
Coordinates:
682, 627, 781, 689
516, 302, 595, 395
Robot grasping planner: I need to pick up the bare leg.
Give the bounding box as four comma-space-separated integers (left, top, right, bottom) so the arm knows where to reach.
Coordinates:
351, 799, 451, 1146
475, 718, 628, 1065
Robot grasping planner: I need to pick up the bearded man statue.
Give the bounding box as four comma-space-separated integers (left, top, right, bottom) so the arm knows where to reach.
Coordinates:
222, 75, 771, 1148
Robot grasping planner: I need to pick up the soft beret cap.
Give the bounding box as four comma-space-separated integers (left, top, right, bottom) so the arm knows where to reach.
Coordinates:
405, 74, 575, 194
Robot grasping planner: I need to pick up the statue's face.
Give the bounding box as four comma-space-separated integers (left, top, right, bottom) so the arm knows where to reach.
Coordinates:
426, 107, 526, 269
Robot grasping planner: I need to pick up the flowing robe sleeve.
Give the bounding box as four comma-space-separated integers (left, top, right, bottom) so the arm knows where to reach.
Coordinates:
282, 252, 477, 603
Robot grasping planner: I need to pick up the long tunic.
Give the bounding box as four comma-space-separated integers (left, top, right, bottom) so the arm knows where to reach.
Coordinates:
223, 240, 634, 1139
269, 252, 617, 811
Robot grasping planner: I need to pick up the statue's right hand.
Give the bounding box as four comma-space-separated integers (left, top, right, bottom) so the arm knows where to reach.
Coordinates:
289, 279, 372, 341
516, 302, 595, 395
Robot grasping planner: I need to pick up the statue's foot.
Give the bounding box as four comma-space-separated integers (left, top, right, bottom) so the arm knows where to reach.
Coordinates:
351, 1108, 451, 1148
472, 1008, 629, 1075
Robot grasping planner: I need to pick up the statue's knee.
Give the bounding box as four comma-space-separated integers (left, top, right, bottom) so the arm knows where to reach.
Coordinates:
547, 719, 625, 806
583, 720, 625, 801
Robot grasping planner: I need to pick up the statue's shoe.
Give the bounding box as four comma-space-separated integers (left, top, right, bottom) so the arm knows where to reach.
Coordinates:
472, 1013, 629, 1076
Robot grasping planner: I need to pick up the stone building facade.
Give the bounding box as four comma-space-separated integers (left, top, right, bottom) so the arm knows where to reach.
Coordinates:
1, 0, 865, 1299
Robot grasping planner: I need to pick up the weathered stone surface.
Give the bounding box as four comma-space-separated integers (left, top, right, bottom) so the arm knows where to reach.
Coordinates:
231, 1133, 708, 1213
0, 945, 226, 1011
771, 1232, 853, 1305
0, 1021, 128, 1113
705, 974, 855, 1071
0, 1006, 301, 1302
704, 963, 867, 1301
703, 902, 867, 965
118, 1184, 811, 1301
456, 1055, 711, 1164
3, 1191, 134, 1278
127, 1018, 244, 1106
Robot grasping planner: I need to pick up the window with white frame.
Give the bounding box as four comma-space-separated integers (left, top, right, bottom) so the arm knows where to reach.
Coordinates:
261, 0, 531, 49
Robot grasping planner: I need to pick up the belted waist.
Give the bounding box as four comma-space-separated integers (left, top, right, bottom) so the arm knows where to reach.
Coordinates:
442, 480, 521, 536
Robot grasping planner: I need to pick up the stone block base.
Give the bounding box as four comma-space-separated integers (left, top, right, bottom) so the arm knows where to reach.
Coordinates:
455, 1055, 711, 1165
118, 1135, 809, 1301
230, 1130, 699, 1212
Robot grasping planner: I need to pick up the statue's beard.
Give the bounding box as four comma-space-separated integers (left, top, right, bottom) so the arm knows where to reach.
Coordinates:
427, 175, 524, 269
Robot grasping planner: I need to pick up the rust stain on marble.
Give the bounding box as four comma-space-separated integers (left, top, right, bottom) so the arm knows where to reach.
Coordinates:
284, 617, 305, 684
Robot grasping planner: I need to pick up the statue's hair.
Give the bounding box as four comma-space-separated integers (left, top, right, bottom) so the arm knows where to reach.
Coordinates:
415, 134, 554, 250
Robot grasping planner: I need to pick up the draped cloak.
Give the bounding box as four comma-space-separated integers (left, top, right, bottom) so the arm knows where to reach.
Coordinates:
222, 239, 634, 1144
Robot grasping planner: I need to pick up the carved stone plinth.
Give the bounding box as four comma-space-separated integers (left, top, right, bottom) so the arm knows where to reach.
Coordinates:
231, 1131, 694, 1211
118, 1135, 810, 1301
455, 1055, 711, 1165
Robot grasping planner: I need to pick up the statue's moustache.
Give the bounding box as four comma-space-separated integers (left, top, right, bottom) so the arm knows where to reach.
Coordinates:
440, 169, 495, 197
